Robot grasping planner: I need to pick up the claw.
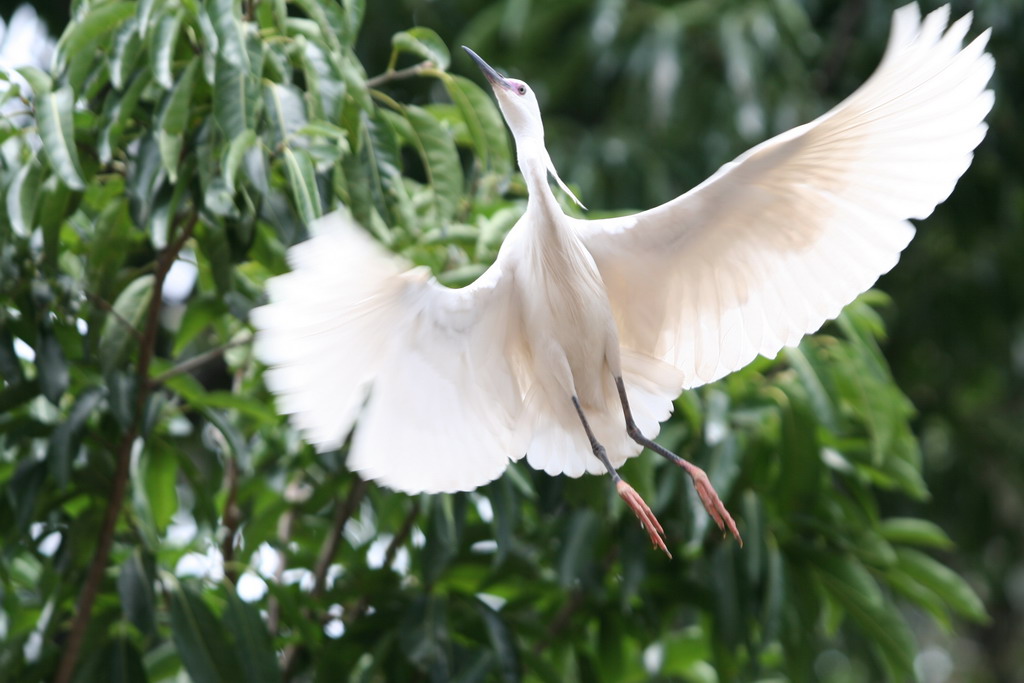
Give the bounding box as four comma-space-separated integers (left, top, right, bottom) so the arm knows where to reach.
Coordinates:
616, 480, 671, 557
678, 462, 742, 546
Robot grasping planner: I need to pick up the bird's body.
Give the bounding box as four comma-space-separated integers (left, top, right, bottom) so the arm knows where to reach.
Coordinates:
254, 4, 994, 554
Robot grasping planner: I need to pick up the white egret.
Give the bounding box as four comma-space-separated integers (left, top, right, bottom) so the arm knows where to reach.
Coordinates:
253, 4, 993, 556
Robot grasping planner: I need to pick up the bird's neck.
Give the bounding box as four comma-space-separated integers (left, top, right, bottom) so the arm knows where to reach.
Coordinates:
516, 137, 563, 219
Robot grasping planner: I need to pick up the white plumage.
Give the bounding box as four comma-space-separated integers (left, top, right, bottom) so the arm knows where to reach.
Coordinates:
253, 4, 993, 551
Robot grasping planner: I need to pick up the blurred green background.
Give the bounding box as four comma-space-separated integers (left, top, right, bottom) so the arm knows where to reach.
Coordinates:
1, 0, 1021, 681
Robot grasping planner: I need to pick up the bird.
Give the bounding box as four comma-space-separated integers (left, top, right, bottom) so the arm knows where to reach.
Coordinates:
252, 3, 993, 556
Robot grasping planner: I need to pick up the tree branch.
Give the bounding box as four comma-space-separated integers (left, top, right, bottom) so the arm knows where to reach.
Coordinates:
383, 501, 420, 570
312, 479, 369, 598
149, 333, 253, 386
54, 211, 197, 683
266, 508, 296, 635
219, 448, 241, 584
342, 501, 420, 627
366, 60, 435, 88
267, 475, 310, 636
282, 478, 369, 679
84, 291, 144, 341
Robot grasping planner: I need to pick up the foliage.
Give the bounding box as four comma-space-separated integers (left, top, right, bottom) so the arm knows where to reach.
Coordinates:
0, 0, 1013, 681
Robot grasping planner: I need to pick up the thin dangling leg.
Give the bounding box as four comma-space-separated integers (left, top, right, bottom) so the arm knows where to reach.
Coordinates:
615, 377, 742, 545
571, 396, 670, 557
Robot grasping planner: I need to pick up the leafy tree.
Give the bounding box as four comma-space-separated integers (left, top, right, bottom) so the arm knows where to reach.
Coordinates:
1, 1, 1014, 681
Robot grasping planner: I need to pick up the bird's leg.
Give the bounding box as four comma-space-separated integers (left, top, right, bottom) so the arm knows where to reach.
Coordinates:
571, 396, 670, 557
614, 377, 742, 546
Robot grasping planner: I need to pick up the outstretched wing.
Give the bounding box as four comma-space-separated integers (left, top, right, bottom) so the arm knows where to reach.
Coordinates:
578, 4, 993, 389
252, 211, 523, 493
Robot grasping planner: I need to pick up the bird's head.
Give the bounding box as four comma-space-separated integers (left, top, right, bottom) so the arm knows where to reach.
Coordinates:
462, 46, 544, 143
462, 46, 585, 209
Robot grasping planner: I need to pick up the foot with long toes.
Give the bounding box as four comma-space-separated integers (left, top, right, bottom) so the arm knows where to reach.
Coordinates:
676, 461, 742, 546
616, 480, 671, 557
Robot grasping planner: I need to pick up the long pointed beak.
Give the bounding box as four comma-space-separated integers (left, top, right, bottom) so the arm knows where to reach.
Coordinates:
462, 46, 514, 92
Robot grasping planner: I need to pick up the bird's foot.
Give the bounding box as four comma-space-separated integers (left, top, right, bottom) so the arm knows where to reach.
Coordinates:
616, 480, 671, 557
676, 461, 742, 546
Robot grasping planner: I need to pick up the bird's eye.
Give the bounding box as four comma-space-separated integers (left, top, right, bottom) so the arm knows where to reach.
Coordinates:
517, 85, 527, 95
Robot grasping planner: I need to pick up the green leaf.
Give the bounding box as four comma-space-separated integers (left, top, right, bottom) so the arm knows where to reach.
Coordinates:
298, 41, 345, 121
169, 582, 243, 683
342, 0, 366, 45
442, 74, 511, 175
0, 329, 26, 386
338, 49, 372, 112
422, 495, 457, 585
403, 105, 464, 224
813, 553, 915, 678
118, 550, 156, 637
559, 509, 598, 587
879, 517, 954, 550
214, 55, 259, 136
290, 0, 343, 54
94, 638, 148, 683
895, 548, 989, 623
127, 134, 166, 226
771, 379, 823, 508
109, 15, 142, 89
36, 175, 72, 271
297, 120, 351, 154
35, 326, 69, 405
264, 82, 307, 150
358, 110, 402, 228
142, 442, 179, 531
151, 9, 183, 89
886, 565, 953, 631
172, 297, 227, 355
106, 370, 137, 429
164, 372, 278, 423
53, 1, 136, 75
16, 65, 52, 96
784, 345, 838, 431
223, 129, 257, 196
6, 157, 43, 237
489, 477, 515, 565
195, 221, 233, 293
282, 147, 321, 225
37, 86, 87, 191
47, 386, 105, 488
100, 274, 154, 374
208, 0, 248, 69
392, 27, 451, 70
136, 0, 158, 38
222, 589, 281, 683
196, 5, 220, 82
474, 598, 521, 683
158, 57, 199, 183
99, 67, 149, 164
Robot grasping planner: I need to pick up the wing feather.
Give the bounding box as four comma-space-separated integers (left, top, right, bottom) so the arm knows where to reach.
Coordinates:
253, 211, 523, 493
578, 4, 992, 389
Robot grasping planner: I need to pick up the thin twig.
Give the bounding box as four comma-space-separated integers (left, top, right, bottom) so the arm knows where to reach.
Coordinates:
342, 501, 421, 626
266, 505, 298, 635
536, 547, 619, 654
149, 334, 253, 386
365, 60, 434, 88
54, 211, 197, 683
383, 501, 420, 569
220, 451, 241, 584
536, 590, 584, 655
312, 479, 369, 598
282, 478, 369, 679
84, 291, 144, 341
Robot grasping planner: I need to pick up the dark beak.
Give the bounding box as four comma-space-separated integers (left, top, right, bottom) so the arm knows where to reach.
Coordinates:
462, 46, 514, 92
